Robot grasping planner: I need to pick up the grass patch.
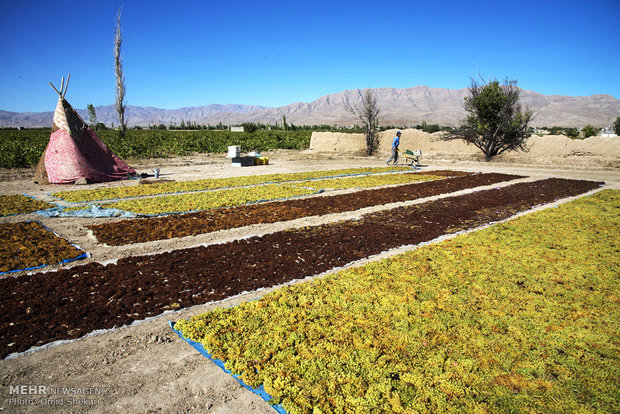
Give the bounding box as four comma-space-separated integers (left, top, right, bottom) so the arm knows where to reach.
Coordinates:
175, 190, 620, 413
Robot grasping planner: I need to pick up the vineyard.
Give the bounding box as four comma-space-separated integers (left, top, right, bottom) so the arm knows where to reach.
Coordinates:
0, 129, 312, 168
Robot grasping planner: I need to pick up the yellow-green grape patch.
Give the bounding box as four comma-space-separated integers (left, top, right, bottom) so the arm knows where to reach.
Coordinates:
296, 172, 443, 190
106, 184, 318, 215
51, 166, 411, 203
0, 221, 86, 274
175, 190, 619, 413
0, 194, 55, 217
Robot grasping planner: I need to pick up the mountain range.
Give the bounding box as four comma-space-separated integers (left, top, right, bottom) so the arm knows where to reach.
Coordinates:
1, 86, 618, 128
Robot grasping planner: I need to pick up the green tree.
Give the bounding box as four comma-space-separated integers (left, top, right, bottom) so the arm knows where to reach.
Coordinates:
242, 122, 259, 133
423, 123, 440, 133
548, 126, 563, 135
565, 127, 579, 138
613, 116, 620, 135
443, 78, 533, 158
581, 125, 599, 138
87, 104, 97, 129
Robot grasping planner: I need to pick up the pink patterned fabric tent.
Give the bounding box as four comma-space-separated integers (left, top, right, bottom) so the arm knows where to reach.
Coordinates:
34, 77, 136, 185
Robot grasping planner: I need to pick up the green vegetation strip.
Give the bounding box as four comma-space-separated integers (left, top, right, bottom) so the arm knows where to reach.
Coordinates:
52, 167, 411, 203
175, 190, 619, 413
105, 184, 318, 215
0, 129, 312, 169
0, 195, 55, 217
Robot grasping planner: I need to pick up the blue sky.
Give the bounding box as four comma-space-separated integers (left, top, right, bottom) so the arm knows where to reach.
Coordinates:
1, 0, 618, 112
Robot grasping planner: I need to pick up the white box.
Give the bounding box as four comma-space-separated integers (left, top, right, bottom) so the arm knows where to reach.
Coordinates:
227, 145, 240, 158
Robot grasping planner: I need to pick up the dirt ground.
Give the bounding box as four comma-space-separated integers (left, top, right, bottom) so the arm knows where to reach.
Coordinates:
0, 149, 619, 413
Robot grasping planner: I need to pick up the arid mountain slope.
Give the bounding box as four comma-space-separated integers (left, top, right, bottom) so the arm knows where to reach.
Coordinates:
1, 86, 618, 128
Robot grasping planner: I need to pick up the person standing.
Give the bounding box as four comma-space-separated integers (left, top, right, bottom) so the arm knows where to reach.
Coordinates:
386, 131, 401, 165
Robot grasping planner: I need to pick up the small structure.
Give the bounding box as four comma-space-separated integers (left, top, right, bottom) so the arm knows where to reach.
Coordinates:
227, 145, 240, 158
34, 75, 136, 184
227, 145, 268, 167
600, 125, 618, 138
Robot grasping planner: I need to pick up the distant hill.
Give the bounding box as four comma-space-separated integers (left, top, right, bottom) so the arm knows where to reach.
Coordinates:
1, 86, 618, 128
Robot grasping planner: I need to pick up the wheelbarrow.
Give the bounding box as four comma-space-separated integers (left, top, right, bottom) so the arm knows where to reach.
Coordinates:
402, 149, 422, 168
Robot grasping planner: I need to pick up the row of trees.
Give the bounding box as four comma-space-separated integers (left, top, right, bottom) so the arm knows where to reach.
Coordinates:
537, 123, 620, 138
143, 122, 367, 133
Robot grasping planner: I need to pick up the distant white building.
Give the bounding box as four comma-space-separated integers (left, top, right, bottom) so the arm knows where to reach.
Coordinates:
601, 126, 617, 137
600, 125, 617, 137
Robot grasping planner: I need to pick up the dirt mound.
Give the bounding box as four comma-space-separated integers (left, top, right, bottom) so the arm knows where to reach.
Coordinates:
310, 130, 620, 167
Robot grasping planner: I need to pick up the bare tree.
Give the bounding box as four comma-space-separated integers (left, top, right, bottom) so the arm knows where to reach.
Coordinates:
114, 7, 127, 137
344, 89, 380, 155
442, 77, 532, 159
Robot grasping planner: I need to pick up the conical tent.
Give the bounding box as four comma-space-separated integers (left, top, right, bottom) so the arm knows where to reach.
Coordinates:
34, 76, 136, 184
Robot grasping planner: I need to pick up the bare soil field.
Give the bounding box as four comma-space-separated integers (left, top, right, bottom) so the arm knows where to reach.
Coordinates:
0, 149, 618, 413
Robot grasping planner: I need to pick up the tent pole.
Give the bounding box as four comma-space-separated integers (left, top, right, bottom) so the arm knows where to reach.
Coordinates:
49, 82, 62, 96
62, 74, 71, 99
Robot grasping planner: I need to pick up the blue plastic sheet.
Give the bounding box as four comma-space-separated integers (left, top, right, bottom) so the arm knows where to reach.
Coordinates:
0, 252, 89, 276
36, 205, 137, 218
169, 320, 287, 414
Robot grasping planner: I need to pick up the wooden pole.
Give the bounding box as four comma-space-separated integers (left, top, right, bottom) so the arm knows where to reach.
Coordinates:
62, 74, 71, 99
49, 82, 62, 96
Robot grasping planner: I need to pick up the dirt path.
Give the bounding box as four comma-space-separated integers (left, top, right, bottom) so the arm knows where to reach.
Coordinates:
0, 150, 618, 413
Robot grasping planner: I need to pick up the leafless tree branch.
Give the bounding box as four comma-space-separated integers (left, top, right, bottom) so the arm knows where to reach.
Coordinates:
343, 89, 381, 155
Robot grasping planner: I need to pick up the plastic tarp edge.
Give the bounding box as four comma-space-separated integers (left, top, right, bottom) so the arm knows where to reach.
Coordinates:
169, 320, 287, 414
